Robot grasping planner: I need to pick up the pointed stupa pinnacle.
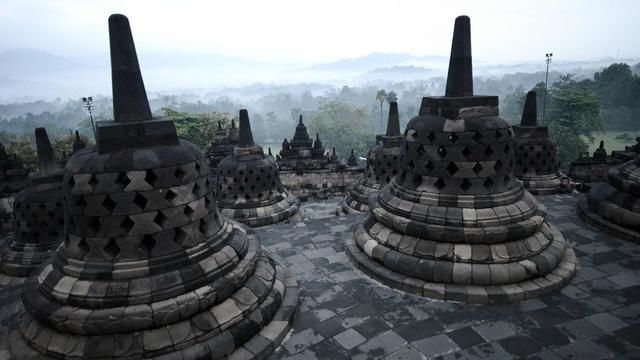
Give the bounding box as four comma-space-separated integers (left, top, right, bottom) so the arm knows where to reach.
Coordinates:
599, 140, 605, 149
445, 15, 473, 97
386, 101, 401, 136
520, 91, 538, 127
268, 147, 272, 156
238, 109, 255, 148
299, 115, 304, 125
35, 127, 59, 175
109, 14, 152, 123
231, 119, 236, 128
75, 130, 81, 141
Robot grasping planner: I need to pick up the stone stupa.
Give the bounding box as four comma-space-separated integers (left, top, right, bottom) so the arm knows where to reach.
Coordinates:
9, 14, 298, 359
0, 128, 64, 285
578, 147, 640, 242
206, 119, 239, 178
0, 143, 30, 230
217, 109, 299, 227
346, 16, 577, 303
342, 101, 403, 213
513, 91, 564, 194
277, 116, 331, 170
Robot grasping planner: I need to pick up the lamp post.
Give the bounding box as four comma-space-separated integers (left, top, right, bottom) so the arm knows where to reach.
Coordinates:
542, 53, 553, 122
82, 96, 96, 139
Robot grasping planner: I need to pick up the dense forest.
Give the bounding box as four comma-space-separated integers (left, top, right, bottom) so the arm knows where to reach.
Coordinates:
0, 62, 638, 169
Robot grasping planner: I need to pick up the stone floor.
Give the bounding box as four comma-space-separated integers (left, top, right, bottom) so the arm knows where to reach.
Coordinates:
1, 193, 640, 359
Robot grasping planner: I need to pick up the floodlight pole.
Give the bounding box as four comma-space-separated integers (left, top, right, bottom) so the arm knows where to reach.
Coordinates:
542, 53, 553, 123
82, 96, 97, 139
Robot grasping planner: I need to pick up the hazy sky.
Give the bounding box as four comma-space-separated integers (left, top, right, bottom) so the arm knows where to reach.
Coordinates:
1, 0, 639, 64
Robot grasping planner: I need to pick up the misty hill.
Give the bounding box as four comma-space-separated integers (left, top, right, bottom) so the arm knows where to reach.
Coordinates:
309, 52, 448, 72
359, 65, 438, 81
0, 48, 81, 77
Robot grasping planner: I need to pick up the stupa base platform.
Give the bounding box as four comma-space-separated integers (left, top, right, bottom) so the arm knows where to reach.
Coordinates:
518, 173, 564, 195
345, 224, 577, 304
578, 196, 640, 243
341, 182, 381, 214
7, 258, 299, 360
220, 193, 299, 227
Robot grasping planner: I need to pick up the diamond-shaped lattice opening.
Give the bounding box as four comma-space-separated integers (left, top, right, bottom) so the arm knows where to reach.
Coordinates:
116, 172, 131, 187
139, 234, 155, 256
416, 144, 426, 156
462, 147, 471, 159
88, 175, 98, 189
437, 146, 447, 158
522, 167, 529, 173
103, 239, 120, 260
184, 204, 195, 218
473, 131, 483, 142
88, 216, 101, 233
503, 144, 510, 154
102, 195, 116, 212
175, 167, 186, 180
473, 162, 483, 175
133, 193, 148, 210
410, 130, 418, 138
460, 178, 472, 191
446, 162, 459, 175
495, 130, 503, 140
504, 175, 511, 186
434, 177, 446, 190
151, 215, 174, 240
484, 145, 494, 157
494, 160, 503, 172
192, 182, 201, 196
121, 216, 134, 233
77, 238, 89, 256
448, 133, 459, 143
199, 218, 209, 235
424, 161, 434, 174
427, 132, 436, 142
175, 228, 188, 245
412, 175, 422, 188
68, 176, 76, 189
145, 170, 158, 186
408, 160, 415, 170
195, 162, 201, 174
483, 178, 495, 190
76, 196, 88, 210
165, 189, 177, 202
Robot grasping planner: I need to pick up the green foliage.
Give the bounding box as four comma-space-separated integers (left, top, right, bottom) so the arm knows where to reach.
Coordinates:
162, 107, 233, 150
545, 75, 603, 165
6, 136, 37, 170
51, 130, 93, 160
307, 101, 375, 162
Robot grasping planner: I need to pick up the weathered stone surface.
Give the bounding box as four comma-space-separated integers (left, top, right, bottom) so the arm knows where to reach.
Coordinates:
7, 14, 298, 360
578, 150, 640, 242
0, 128, 64, 281
513, 91, 566, 195
342, 101, 403, 214
346, 15, 576, 303
217, 110, 299, 227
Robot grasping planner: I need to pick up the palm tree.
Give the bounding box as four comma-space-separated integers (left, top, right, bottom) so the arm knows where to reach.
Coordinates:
376, 89, 387, 129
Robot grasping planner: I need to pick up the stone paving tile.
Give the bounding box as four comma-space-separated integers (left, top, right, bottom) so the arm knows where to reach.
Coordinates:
1, 195, 640, 359
412, 334, 460, 358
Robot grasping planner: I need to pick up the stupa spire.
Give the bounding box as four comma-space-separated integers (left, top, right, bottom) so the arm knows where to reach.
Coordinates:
520, 91, 538, 127
238, 109, 255, 147
109, 14, 152, 122
386, 101, 401, 136
35, 127, 59, 175
445, 15, 473, 97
